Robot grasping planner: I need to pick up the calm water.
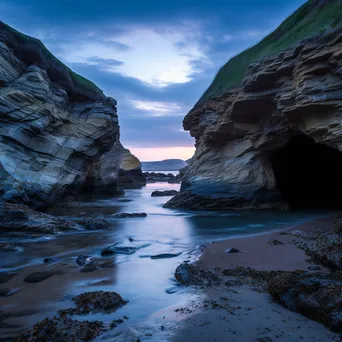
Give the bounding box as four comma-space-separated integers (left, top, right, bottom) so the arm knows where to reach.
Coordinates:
0, 181, 331, 340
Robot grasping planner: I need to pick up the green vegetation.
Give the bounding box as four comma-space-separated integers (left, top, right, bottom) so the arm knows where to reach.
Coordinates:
201, 0, 342, 101
0, 21, 103, 99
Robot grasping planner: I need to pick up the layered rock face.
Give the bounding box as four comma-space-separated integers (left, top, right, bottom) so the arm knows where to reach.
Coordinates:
84, 142, 145, 193
0, 22, 143, 208
117, 145, 146, 187
167, 29, 342, 210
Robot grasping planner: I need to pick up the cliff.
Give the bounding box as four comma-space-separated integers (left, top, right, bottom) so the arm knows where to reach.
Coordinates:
166, 0, 342, 210
0, 22, 142, 208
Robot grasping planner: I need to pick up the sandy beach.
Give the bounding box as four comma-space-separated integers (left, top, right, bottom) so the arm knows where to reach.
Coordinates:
167, 218, 340, 342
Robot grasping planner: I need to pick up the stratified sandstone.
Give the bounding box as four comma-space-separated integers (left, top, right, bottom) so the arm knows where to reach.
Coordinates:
166, 28, 342, 210
0, 22, 120, 207
0, 22, 143, 208
117, 145, 146, 187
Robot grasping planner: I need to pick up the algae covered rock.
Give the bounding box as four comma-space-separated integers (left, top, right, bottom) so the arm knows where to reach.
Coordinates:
268, 272, 342, 332
59, 291, 127, 316
174, 263, 220, 286
14, 316, 105, 342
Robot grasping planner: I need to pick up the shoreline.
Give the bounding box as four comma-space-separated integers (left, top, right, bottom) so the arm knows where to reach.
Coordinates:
196, 217, 333, 272
1, 209, 340, 341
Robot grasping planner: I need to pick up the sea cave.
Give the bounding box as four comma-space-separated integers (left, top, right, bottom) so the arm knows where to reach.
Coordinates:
271, 134, 342, 209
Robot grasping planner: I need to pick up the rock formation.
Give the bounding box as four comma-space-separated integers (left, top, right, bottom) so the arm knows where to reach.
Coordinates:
117, 145, 146, 187
166, 3, 342, 210
0, 22, 142, 208
83, 142, 145, 194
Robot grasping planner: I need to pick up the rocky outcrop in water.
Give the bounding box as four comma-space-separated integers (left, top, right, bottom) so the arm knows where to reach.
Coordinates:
144, 172, 182, 183
0, 22, 145, 210
141, 159, 187, 171
15, 291, 127, 341
166, 28, 342, 210
151, 190, 179, 197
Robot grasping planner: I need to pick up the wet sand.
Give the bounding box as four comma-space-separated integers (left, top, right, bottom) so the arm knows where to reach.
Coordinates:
197, 218, 333, 272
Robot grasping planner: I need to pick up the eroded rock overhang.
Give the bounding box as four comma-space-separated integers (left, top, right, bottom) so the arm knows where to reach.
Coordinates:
166, 29, 342, 210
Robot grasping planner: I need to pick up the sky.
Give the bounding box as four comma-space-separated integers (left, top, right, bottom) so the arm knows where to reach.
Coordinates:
1, 0, 306, 161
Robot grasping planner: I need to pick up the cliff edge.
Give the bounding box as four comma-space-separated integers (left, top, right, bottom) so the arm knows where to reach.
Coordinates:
0, 22, 142, 208
166, 0, 342, 210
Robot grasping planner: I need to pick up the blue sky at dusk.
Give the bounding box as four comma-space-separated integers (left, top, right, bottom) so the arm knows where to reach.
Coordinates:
1, 0, 306, 160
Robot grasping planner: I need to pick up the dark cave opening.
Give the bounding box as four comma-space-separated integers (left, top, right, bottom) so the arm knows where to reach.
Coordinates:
271, 134, 342, 209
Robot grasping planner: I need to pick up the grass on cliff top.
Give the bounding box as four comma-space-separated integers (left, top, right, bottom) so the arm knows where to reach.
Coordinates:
201, 0, 342, 101
0, 21, 103, 98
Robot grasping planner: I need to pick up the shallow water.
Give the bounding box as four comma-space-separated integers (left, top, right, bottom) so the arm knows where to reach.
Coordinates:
0, 182, 332, 340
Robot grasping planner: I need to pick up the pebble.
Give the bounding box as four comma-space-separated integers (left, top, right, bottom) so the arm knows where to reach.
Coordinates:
225, 248, 241, 254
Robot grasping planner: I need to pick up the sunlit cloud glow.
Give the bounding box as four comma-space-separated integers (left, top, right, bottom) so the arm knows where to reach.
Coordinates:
58, 24, 211, 88
130, 100, 183, 115
128, 146, 195, 161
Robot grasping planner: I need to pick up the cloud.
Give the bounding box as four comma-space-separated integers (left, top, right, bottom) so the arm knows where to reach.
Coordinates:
129, 100, 183, 116
57, 23, 211, 88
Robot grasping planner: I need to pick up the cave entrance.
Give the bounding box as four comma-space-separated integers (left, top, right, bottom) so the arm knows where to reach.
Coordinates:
271, 134, 342, 209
